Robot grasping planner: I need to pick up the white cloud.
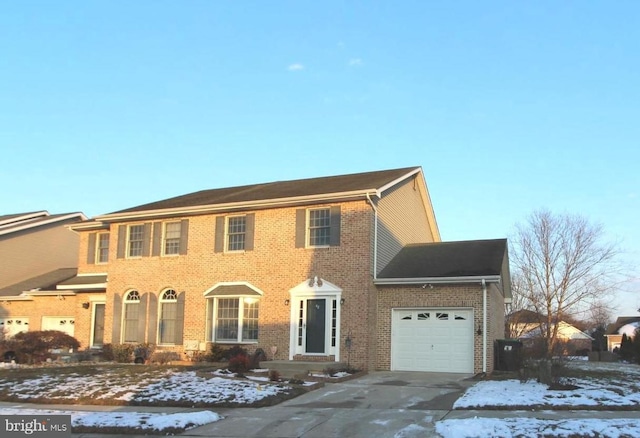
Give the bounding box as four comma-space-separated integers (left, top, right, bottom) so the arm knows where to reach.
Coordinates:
349, 58, 363, 67
287, 63, 304, 71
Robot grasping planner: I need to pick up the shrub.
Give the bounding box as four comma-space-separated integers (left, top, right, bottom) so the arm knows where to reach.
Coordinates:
518, 358, 569, 387
110, 344, 136, 363
225, 345, 248, 361
150, 351, 181, 364
228, 353, 250, 373
1, 330, 80, 364
323, 367, 337, 377
209, 344, 227, 362
268, 370, 281, 382
133, 343, 156, 363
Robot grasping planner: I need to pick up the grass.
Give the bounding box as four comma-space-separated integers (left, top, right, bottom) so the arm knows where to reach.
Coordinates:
0, 363, 310, 408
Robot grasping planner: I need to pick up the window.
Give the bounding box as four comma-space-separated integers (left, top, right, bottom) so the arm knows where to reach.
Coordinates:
164, 222, 182, 255
123, 290, 140, 343
227, 216, 246, 251
97, 233, 109, 263
128, 225, 144, 257
295, 206, 340, 248
214, 297, 259, 343
159, 289, 178, 344
308, 208, 330, 246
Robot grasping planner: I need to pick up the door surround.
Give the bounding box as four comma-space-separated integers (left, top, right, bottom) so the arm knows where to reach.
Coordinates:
289, 277, 342, 361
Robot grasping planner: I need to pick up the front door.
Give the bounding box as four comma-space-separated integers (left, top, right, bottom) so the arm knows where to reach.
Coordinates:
92, 303, 105, 347
305, 299, 326, 353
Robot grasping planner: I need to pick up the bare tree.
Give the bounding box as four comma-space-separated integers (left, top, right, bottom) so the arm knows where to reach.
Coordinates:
510, 209, 622, 357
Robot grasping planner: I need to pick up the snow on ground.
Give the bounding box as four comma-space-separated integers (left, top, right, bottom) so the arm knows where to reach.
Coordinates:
436, 417, 640, 438
0, 407, 222, 432
437, 361, 640, 437
0, 369, 290, 405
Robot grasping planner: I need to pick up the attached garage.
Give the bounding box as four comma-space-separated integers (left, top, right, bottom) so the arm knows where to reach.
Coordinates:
391, 308, 474, 373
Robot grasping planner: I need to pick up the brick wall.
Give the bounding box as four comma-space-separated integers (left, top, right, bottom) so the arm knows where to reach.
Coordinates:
376, 283, 505, 374
76, 200, 379, 370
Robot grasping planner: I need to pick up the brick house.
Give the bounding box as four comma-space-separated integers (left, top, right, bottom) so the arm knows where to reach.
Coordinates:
0, 211, 87, 340
24, 167, 511, 373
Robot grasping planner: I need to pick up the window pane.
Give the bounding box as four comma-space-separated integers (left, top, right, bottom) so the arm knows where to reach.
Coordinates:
97, 233, 109, 263
309, 209, 330, 246
227, 216, 246, 251
159, 302, 177, 344
128, 225, 144, 257
242, 300, 259, 341
123, 303, 139, 343
164, 222, 181, 255
216, 298, 239, 341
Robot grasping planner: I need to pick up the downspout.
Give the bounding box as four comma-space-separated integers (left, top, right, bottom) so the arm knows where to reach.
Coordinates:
482, 278, 487, 373
366, 194, 378, 280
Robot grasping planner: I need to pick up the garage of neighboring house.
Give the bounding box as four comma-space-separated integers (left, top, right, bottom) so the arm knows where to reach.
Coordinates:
391, 308, 474, 373
375, 239, 511, 374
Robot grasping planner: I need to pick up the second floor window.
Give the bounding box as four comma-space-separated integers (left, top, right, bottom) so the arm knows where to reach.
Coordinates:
164, 222, 182, 255
97, 233, 110, 263
227, 216, 246, 251
308, 208, 331, 246
128, 225, 144, 257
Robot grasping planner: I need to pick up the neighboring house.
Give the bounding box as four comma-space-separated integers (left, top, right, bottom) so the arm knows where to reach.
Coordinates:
507, 310, 593, 355
605, 316, 640, 352
0, 211, 87, 341
6, 167, 512, 373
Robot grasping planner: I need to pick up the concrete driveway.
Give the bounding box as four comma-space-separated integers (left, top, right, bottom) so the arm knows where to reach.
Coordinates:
183, 371, 476, 438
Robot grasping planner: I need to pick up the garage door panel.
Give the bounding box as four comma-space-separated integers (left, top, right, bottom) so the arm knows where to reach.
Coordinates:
391, 308, 473, 373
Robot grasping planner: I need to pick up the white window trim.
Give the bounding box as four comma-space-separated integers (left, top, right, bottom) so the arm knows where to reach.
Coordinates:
306, 208, 331, 248
158, 289, 178, 345
121, 290, 141, 344
225, 215, 247, 253
162, 222, 182, 257
96, 232, 110, 264
210, 295, 259, 344
126, 224, 145, 259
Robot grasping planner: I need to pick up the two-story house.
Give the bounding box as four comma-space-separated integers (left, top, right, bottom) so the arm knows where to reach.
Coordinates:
59, 166, 510, 373
0, 211, 87, 339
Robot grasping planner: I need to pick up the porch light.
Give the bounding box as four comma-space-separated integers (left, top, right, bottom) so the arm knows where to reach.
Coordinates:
340, 298, 345, 305
82, 302, 90, 309
284, 299, 290, 306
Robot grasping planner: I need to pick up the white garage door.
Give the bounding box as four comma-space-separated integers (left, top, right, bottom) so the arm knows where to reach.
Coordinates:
391, 308, 474, 373
41, 317, 75, 337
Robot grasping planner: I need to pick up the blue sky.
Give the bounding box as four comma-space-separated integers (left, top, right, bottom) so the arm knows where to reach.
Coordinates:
1, 1, 638, 315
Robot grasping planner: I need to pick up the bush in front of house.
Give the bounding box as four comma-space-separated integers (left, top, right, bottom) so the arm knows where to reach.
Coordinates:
150, 351, 181, 364
0, 330, 80, 364
228, 352, 250, 374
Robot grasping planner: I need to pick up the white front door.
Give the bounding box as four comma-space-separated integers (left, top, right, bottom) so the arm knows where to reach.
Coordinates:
391, 308, 474, 373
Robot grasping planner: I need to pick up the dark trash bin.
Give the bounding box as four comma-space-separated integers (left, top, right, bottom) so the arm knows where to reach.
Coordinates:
494, 339, 523, 371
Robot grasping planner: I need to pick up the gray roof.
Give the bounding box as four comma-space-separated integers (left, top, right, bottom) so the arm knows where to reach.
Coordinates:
204, 284, 262, 297
378, 239, 508, 279
57, 274, 108, 289
0, 268, 78, 297
111, 167, 419, 214
0, 212, 85, 236
606, 317, 640, 335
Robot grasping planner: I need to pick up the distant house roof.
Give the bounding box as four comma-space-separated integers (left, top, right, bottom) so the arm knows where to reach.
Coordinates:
508, 309, 543, 324
0, 211, 86, 237
0, 268, 78, 297
606, 317, 640, 335
93, 166, 424, 220
376, 239, 508, 281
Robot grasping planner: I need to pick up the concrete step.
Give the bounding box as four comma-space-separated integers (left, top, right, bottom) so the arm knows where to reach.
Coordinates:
259, 360, 347, 378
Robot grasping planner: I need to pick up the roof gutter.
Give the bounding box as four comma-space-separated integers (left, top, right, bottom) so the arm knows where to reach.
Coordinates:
373, 275, 501, 285
95, 190, 380, 222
